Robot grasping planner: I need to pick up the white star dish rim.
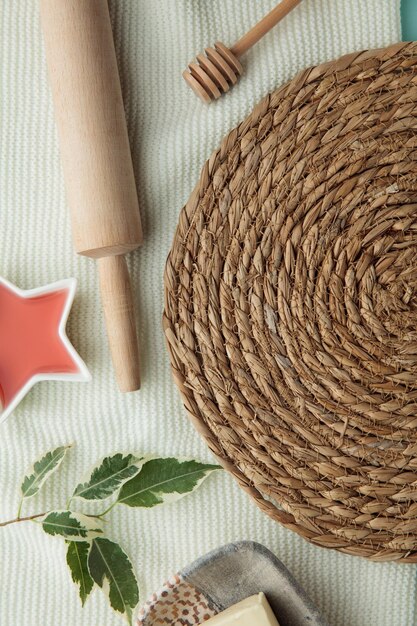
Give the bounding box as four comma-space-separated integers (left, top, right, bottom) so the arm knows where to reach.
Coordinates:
0, 276, 91, 425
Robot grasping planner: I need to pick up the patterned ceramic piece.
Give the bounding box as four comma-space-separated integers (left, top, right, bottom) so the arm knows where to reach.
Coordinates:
137, 574, 215, 625
137, 542, 327, 626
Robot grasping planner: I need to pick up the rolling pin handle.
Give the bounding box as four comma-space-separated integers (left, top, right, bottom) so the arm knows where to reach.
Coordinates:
98, 256, 140, 392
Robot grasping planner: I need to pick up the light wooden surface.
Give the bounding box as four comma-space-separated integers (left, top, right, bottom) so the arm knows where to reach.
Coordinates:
231, 0, 302, 57
40, 0, 141, 390
184, 0, 302, 102
182, 44, 242, 103
98, 256, 140, 392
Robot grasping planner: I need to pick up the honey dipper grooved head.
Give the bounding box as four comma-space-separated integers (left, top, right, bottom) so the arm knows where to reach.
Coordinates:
183, 42, 243, 103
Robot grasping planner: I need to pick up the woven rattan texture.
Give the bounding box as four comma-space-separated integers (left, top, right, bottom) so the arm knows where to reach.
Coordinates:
164, 42, 417, 562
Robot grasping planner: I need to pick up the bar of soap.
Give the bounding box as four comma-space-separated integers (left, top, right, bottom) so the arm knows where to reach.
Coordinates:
200, 593, 280, 625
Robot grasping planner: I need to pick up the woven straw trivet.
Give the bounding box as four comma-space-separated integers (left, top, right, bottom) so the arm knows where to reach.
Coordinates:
163, 42, 417, 562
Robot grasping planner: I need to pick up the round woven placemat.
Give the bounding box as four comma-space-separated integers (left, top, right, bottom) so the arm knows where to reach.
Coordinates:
163, 42, 417, 562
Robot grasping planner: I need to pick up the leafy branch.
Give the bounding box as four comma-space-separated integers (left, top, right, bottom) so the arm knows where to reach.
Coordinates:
0, 512, 47, 527
1, 446, 221, 624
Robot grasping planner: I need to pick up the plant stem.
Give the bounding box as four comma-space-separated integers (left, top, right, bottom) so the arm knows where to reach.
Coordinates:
16, 498, 23, 519
97, 500, 117, 517
0, 512, 47, 527
87, 514, 107, 522
0, 511, 104, 528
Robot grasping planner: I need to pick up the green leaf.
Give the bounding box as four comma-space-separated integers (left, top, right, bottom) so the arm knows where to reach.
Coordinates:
72, 453, 142, 501
42, 511, 103, 541
88, 537, 139, 622
117, 458, 221, 508
21, 445, 71, 499
66, 541, 94, 606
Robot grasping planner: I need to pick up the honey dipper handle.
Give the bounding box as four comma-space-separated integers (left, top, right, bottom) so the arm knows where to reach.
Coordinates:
98, 256, 140, 392
231, 0, 302, 58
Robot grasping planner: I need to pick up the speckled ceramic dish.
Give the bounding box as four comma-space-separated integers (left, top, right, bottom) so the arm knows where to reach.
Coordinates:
137, 541, 328, 626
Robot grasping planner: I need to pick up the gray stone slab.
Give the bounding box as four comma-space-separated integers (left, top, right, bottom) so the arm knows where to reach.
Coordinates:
182, 541, 328, 626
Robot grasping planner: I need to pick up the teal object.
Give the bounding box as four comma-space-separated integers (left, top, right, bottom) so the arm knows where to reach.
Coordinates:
402, 0, 417, 40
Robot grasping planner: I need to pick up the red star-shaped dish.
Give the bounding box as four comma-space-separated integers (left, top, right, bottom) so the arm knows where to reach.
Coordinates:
0, 277, 90, 423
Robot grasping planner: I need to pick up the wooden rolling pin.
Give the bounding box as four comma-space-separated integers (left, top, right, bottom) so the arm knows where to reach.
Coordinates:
40, 0, 142, 392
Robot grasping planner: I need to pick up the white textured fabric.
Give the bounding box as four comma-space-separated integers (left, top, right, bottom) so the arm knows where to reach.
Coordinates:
1, 1, 413, 625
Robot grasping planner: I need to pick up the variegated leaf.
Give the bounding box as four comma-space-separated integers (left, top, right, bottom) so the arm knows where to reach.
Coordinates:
72, 453, 142, 501
42, 511, 103, 541
88, 537, 139, 622
66, 541, 94, 606
21, 445, 71, 499
117, 458, 221, 508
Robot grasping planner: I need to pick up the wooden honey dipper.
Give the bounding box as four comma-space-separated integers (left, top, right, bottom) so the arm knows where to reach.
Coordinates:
183, 0, 302, 103
40, 0, 142, 392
